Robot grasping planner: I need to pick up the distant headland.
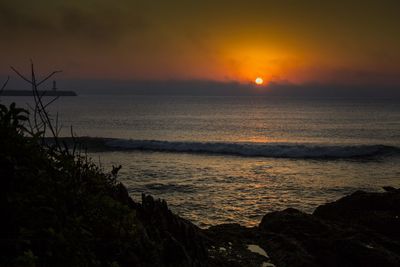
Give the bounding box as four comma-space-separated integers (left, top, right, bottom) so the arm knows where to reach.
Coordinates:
1, 90, 77, 96
1, 81, 77, 96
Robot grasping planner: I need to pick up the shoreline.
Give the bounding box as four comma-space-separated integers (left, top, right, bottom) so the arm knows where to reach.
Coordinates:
123, 186, 400, 266
170, 187, 400, 266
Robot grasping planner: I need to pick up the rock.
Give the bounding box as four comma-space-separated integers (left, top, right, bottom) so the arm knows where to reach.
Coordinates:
255, 191, 400, 267
137, 194, 208, 266
92, 183, 400, 266
258, 209, 328, 267
113, 182, 140, 209
204, 224, 275, 267
259, 208, 332, 236
383, 186, 397, 192
313, 189, 400, 240
205, 223, 257, 244
201, 189, 400, 267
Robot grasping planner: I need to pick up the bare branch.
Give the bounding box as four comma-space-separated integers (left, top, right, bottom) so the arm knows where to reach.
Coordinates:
37, 70, 62, 87
10, 66, 33, 84
30, 63, 63, 152
71, 125, 77, 156
14, 62, 71, 156
55, 112, 60, 136
43, 95, 60, 109
0, 76, 10, 94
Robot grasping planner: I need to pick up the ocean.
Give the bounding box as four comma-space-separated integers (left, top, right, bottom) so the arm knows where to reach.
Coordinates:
3, 95, 400, 227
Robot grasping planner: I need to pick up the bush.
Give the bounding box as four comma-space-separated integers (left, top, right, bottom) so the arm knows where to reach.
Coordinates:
0, 102, 144, 266
0, 66, 207, 266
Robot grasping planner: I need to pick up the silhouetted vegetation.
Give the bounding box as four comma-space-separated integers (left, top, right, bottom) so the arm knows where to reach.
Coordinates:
1, 100, 143, 266
0, 66, 207, 267
0, 64, 152, 266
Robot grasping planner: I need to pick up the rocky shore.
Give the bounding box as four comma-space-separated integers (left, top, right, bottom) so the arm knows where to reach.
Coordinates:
131, 187, 400, 267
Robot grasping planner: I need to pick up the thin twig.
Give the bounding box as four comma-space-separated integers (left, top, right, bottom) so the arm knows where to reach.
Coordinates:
26, 103, 39, 134
12, 63, 69, 156
37, 71, 62, 87
43, 96, 60, 109
55, 112, 59, 136
71, 125, 77, 156
0, 76, 10, 95
30, 63, 63, 152
10, 67, 33, 85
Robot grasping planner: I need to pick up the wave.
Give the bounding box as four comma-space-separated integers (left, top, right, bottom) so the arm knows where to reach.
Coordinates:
104, 139, 400, 159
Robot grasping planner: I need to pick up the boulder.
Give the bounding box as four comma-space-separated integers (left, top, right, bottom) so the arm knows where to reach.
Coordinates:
137, 194, 208, 267
254, 190, 400, 267
313, 189, 400, 240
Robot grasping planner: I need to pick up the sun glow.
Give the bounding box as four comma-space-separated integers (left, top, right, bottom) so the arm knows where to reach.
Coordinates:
255, 77, 264, 85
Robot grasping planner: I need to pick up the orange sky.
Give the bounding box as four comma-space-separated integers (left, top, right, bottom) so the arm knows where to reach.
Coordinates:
0, 1, 399, 86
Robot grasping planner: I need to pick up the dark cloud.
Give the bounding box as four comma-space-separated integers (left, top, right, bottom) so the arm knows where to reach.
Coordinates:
0, 1, 148, 42
9, 78, 393, 98
0, 2, 52, 33
309, 68, 400, 87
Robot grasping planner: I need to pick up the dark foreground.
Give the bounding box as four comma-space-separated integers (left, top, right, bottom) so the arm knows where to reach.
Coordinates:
205, 187, 400, 267
4, 167, 400, 267
1, 104, 400, 267
129, 188, 400, 267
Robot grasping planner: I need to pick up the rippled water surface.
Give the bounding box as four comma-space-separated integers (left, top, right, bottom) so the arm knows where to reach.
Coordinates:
4, 95, 400, 227
94, 151, 400, 227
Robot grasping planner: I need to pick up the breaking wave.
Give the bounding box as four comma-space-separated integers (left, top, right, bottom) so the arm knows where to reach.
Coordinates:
104, 139, 400, 159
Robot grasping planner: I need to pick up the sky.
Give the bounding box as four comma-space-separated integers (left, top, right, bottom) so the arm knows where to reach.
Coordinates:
0, 0, 399, 94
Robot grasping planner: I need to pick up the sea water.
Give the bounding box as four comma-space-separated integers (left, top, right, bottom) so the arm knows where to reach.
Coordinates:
3, 95, 400, 227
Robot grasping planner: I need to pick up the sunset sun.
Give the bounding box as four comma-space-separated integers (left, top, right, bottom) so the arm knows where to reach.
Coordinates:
255, 77, 264, 85
1, 2, 399, 266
